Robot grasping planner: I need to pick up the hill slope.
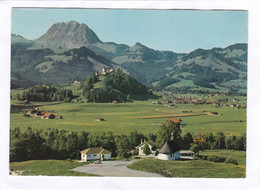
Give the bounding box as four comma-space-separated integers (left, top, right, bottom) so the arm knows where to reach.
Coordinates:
11, 21, 247, 93
82, 70, 152, 102
112, 43, 247, 93
11, 45, 117, 88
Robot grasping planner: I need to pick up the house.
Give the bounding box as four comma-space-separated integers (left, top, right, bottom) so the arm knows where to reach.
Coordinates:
152, 101, 161, 104
157, 133, 180, 160
41, 113, 55, 119
167, 118, 183, 125
80, 147, 111, 162
135, 139, 156, 156
35, 111, 44, 117
27, 109, 38, 115
242, 104, 247, 109
23, 100, 30, 104
94, 117, 104, 121
56, 115, 63, 119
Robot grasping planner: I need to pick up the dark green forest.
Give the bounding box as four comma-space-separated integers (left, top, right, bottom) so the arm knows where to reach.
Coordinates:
82, 70, 149, 103
21, 85, 73, 102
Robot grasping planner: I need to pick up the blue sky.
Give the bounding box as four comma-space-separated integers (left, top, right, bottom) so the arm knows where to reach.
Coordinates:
12, 8, 248, 53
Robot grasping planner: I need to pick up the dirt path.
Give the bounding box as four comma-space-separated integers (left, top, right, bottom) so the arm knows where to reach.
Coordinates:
136, 113, 206, 119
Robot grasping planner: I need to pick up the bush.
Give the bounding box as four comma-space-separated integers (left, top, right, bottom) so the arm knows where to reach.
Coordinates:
207, 155, 226, 163
225, 157, 238, 165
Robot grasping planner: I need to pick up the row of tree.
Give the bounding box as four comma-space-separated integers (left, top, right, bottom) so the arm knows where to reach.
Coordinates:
20, 85, 73, 102
10, 121, 246, 162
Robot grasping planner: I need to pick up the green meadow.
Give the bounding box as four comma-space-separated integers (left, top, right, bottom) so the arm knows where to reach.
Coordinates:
9, 160, 97, 176
128, 156, 245, 178
10, 96, 246, 136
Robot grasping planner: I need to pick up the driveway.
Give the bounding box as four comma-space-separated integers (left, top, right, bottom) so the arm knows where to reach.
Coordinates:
71, 160, 162, 177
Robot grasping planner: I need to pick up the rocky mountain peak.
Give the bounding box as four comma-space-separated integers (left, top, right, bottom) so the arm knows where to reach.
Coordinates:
35, 21, 101, 49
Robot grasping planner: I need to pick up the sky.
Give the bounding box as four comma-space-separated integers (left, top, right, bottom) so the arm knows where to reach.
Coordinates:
11, 8, 248, 53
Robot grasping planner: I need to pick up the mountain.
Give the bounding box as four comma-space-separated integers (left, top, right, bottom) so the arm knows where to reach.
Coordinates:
11, 34, 34, 46
151, 44, 247, 93
34, 21, 101, 49
11, 21, 247, 93
33, 21, 129, 60
110, 42, 247, 93
112, 42, 183, 84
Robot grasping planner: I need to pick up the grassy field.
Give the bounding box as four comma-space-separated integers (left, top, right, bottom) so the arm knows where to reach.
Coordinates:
10, 96, 246, 136
201, 149, 246, 168
128, 150, 246, 178
9, 160, 97, 176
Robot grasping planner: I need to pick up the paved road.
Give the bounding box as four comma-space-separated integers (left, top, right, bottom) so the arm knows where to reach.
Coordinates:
71, 160, 162, 177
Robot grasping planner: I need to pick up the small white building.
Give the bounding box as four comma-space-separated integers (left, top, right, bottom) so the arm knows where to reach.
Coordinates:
157, 140, 180, 160
135, 139, 156, 156
80, 147, 111, 162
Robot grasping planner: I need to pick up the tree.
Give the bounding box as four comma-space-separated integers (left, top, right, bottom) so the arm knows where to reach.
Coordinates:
182, 132, 193, 149
191, 133, 207, 155
128, 130, 144, 149
156, 120, 182, 148
116, 135, 131, 158
225, 135, 236, 149
233, 136, 245, 151
215, 132, 226, 149
142, 143, 151, 156
190, 144, 200, 156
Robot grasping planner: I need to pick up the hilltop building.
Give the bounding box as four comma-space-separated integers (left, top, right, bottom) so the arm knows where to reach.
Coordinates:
101, 66, 117, 75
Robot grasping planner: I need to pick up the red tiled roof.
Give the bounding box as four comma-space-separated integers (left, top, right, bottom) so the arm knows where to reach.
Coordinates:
43, 113, 54, 117
167, 118, 181, 123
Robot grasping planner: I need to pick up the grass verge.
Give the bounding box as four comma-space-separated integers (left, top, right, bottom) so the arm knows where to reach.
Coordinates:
127, 157, 245, 178
9, 160, 98, 176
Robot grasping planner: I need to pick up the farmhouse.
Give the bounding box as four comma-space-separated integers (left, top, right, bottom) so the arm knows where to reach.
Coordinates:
167, 118, 183, 125
27, 109, 38, 115
41, 113, 55, 119
56, 115, 63, 119
135, 139, 156, 156
23, 100, 30, 104
35, 111, 44, 117
94, 117, 104, 121
80, 147, 111, 162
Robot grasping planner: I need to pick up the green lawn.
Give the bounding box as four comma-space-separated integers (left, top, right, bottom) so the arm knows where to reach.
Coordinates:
128, 151, 246, 178
10, 97, 246, 136
201, 149, 246, 168
9, 160, 97, 176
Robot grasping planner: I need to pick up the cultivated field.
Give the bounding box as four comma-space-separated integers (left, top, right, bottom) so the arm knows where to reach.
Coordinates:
10, 94, 246, 136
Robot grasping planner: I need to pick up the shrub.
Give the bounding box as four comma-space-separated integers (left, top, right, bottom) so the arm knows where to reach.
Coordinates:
207, 155, 226, 163
225, 157, 238, 165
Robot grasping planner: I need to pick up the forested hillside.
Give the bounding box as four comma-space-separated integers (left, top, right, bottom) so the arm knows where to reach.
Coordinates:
82, 70, 150, 103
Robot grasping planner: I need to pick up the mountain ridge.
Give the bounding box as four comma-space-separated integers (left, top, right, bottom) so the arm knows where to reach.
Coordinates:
11, 21, 247, 93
